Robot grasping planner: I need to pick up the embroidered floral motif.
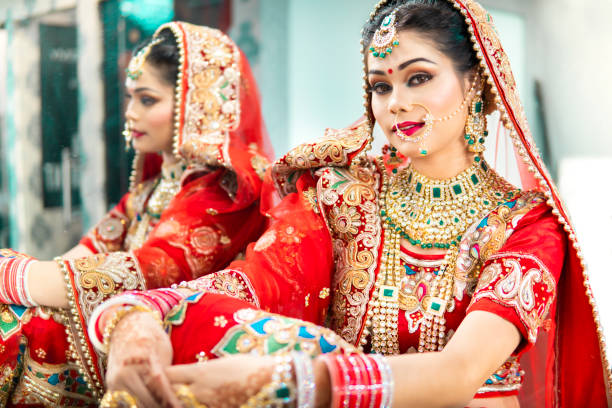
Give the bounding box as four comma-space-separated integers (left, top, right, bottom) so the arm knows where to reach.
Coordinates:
302, 187, 319, 214
211, 309, 356, 358
87, 208, 129, 253
470, 253, 556, 343
329, 203, 361, 240
214, 315, 228, 328
319, 288, 330, 299
183, 270, 260, 308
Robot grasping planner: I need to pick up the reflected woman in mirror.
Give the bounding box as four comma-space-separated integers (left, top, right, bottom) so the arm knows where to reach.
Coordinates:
0, 22, 273, 406
97, 1, 608, 407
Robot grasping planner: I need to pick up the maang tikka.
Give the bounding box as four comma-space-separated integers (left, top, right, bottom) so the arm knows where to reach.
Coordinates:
126, 37, 162, 80
369, 8, 400, 59
464, 82, 487, 154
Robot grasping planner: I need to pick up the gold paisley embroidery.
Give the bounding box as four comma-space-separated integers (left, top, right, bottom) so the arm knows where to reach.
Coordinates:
329, 204, 361, 240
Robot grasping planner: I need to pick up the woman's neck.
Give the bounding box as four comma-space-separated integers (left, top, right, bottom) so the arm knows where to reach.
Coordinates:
162, 150, 180, 167
410, 149, 473, 180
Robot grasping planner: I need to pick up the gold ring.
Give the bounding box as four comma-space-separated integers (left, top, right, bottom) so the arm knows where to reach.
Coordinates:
99, 390, 138, 408
176, 384, 208, 408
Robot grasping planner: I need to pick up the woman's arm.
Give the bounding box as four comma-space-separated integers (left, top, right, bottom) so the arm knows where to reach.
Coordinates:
27, 260, 69, 308
385, 310, 520, 407
62, 243, 94, 259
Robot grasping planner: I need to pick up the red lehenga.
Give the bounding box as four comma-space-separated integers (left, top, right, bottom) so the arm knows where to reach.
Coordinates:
0, 22, 273, 407
93, 1, 610, 407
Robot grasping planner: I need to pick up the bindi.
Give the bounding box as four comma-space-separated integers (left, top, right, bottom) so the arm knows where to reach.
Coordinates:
388, 69, 393, 74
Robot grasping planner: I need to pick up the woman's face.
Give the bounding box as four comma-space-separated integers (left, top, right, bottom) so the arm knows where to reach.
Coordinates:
367, 30, 472, 162
124, 62, 175, 155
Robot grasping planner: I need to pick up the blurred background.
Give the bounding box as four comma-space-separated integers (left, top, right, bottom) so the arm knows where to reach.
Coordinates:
0, 0, 610, 352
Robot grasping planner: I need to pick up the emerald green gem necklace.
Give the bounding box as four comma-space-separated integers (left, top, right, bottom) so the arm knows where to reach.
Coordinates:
382, 159, 515, 249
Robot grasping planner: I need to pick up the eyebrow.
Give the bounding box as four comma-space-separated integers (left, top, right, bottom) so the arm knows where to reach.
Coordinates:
367, 57, 436, 76
132, 87, 160, 94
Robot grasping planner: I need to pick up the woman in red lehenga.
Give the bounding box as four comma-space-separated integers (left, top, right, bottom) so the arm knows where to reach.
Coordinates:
0, 22, 273, 406
97, 1, 610, 407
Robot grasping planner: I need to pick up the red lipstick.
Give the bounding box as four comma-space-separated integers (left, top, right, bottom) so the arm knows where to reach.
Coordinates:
393, 121, 424, 137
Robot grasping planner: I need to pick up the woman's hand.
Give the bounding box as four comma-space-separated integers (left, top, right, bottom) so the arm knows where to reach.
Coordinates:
165, 355, 275, 408
105, 311, 181, 408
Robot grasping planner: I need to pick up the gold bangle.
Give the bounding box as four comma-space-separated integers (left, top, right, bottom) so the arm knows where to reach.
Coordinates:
102, 305, 162, 353
176, 384, 208, 408
99, 390, 138, 408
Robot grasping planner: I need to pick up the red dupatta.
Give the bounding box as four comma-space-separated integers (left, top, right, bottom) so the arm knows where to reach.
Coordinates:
361, 1, 611, 406
129, 22, 273, 206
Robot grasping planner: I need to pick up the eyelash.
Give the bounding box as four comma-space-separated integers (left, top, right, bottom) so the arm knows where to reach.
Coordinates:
368, 73, 433, 95
124, 93, 157, 107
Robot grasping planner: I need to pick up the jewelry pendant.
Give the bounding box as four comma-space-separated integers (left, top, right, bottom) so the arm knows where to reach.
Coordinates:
426, 297, 447, 317
379, 285, 399, 302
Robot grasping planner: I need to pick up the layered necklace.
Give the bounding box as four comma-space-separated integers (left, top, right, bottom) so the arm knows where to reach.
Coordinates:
367, 156, 518, 355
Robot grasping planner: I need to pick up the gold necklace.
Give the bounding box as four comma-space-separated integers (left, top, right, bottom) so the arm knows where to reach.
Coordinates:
383, 158, 514, 249
367, 156, 518, 355
146, 160, 186, 218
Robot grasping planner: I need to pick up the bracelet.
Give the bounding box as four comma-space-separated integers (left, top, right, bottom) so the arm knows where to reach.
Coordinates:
321, 353, 394, 408
292, 352, 315, 408
101, 305, 163, 354
0, 256, 37, 306
241, 354, 296, 408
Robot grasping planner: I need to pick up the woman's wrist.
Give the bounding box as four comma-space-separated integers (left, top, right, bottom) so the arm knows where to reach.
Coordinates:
313, 357, 332, 408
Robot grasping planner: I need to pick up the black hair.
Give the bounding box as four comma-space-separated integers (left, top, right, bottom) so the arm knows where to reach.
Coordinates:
363, 0, 478, 75
133, 28, 180, 85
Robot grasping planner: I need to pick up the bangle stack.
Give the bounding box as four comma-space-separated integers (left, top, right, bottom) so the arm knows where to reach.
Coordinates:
101, 305, 163, 353
321, 353, 394, 408
88, 288, 184, 352
0, 256, 37, 306
292, 352, 315, 408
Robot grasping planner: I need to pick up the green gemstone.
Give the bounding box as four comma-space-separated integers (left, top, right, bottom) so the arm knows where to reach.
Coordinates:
408, 173, 413, 183
471, 174, 479, 185
484, 200, 490, 205
439, 220, 444, 226
383, 288, 394, 297
381, 210, 386, 216
464, 134, 471, 140
433, 187, 441, 198
469, 209, 476, 214
451, 240, 457, 246
427, 243, 433, 248
474, 156, 481, 162
416, 182, 423, 193
392, 168, 398, 174
420, 149, 428, 156
426, 219, 431, 225
276, 385, 291, 399
380, 53, 387, 58
468, 139, 475, 145
393, 40, 399, 45
485, 130, 489, 136
370, 47, 375, 52
386, 48, 392, 53
401, 203, 406, 208
454, 217, 459, 223
479, 138, 485, 143
453, 184, 462, 195
431, 302, 441, 311
475, 101, 482, 113
481, 162, 488, 171
390, 152, 396, 157
373, 52, 380, 57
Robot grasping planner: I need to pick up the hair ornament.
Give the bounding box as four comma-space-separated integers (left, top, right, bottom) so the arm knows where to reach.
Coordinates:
369, 8, 400, 59
126, 37, 163, 80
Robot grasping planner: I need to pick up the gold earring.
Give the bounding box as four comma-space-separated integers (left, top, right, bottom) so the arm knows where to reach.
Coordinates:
464, 89, 486, 154
123, 121, 133, 151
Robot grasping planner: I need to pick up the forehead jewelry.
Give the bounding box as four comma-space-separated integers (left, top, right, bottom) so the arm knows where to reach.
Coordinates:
369, 8, 400, 59
126, 37, 163, 80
